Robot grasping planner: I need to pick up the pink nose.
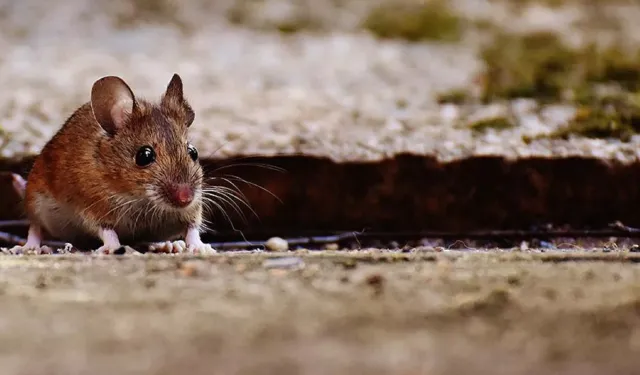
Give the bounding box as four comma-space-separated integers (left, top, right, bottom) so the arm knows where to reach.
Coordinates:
168, 184, 194, 207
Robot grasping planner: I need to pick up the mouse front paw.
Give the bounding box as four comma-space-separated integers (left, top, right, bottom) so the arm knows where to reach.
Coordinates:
149, 240, 187, 254
6, 244, 52, 255
183, 227, 216, 255
95, 244, 130, 255
186, 243, 217, 255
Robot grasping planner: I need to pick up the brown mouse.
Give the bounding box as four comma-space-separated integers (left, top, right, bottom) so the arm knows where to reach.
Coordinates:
10, 74, 215, 254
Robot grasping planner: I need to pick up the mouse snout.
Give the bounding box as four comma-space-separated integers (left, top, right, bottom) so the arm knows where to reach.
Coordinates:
166, 183, 195, 208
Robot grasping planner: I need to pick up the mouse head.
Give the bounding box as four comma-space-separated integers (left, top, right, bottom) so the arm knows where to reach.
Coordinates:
90, 74, 203, 213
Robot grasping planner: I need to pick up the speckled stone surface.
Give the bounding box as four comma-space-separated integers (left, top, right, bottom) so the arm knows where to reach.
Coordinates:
1, 0, 640, 163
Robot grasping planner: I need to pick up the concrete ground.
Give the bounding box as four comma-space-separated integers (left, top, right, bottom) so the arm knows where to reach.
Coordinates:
1, 250, 640, 375
0, 0, 640, 162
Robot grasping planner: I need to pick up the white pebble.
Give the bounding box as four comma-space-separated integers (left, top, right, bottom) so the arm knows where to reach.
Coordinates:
265, 237, 289, 252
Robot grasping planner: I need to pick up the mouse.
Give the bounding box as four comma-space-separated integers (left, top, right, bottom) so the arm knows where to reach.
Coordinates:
9, 73, 215, 254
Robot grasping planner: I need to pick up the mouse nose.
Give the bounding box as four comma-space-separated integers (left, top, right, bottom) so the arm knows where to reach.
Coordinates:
167, 183, 194, 208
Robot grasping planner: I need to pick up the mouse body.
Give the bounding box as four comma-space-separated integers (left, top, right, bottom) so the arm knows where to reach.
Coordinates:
11, 74, 214, 254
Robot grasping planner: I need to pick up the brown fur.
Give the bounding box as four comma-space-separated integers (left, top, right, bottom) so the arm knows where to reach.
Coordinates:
24, 74, 204, 245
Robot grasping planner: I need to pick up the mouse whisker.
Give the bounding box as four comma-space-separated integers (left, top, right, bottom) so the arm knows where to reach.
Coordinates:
115, 197, 145, 231
95, 197, 140, 223
200, 140, 232, 160
135, 200, 155, 234
198, 217, 214, 235
200, 196, 236, 230
78, 193, 119, 218
206, 162, 286, 174
142, 201, 158, 229
201, 190, 249, 225
202, 184, 258, 221
198, 199, 251, 244
219, 174, 283, 204
200, 199, 219, 223
211, 177, 250, 200
210, 191, 250, 224
190, 163, 203, 181
145, 201, 163, 233
202, 184, 253, 211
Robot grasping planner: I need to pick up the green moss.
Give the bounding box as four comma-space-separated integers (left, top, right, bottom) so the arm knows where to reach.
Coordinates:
498, 0, 631, 7
275, 21, 306, 34
274, 16, 321, 34
437, 89, 472, 104
362, 0, 463, 42
479, 31, 640, 102
227, 1, 322, 34
471, 18, 501, 34
395, 98, 409, 109
549, 93, 640, 142
498, 0, 570, 9
113, 0, 187, 31
582, 45, 640, 92
480, 31, 580, 102
468, 116, 515, 132
226, 2, 250, 25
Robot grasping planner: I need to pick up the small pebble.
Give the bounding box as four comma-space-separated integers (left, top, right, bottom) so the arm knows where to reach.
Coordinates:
262, 257, 304, 270
62, 243, 74, 253
235, 264, 247, 272
143, 278, 156, 289
411, 246, 436, 253
34, 274, 47, 289
364, 273, 385, 296
179, 261, 201, 277
365, 273, 384, 286
265, 237, 289, 252
440, 104, 459, 122
269, 269, 289, 277
341, 259, 358, 269
324, 243, 339, 251
39, 246, 53, 254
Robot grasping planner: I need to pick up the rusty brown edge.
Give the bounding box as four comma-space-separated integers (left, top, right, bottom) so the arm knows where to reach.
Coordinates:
0, 153, 637, 240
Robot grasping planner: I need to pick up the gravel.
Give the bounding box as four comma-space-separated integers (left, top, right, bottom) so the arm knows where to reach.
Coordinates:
2, 0, 640, 163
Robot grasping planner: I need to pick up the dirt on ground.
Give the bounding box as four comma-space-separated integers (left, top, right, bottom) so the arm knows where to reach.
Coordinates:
0, 250, 639, 375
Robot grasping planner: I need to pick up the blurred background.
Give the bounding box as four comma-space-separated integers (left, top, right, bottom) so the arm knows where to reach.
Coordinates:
1, 0, 640, 235
3, 0, 640, 164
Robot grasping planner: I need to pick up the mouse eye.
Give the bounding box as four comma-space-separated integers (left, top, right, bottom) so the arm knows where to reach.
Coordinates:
187, 144, 198, 161
135, 146, 156, 167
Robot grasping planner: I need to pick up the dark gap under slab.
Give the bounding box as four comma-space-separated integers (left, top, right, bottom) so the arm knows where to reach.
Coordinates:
0, 154, 637, 239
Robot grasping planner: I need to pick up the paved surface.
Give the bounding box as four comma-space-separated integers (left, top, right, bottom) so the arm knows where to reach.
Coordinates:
1, 0, 640, 162
1, 250, 640, 375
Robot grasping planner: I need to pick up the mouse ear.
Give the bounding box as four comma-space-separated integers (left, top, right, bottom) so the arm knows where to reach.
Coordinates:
162, 73, 195, 127
163, 73, 184, 102
91, 76, 136, 136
